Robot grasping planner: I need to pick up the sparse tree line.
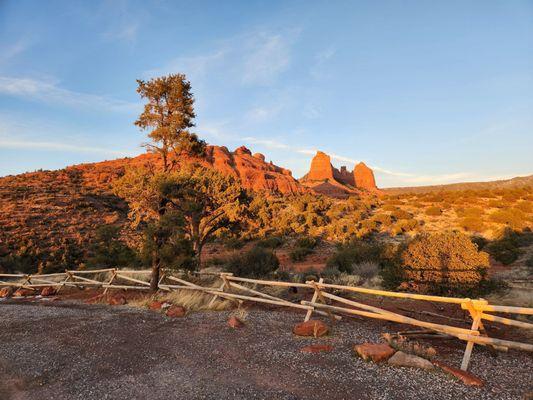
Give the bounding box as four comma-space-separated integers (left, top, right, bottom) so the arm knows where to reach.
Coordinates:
1, 73, 532, 296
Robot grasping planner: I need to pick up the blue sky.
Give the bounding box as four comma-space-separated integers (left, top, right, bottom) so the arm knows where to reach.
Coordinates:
0, 0, 532, 187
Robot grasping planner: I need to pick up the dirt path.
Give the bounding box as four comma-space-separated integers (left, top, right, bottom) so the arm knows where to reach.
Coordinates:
0, 300, 531, 400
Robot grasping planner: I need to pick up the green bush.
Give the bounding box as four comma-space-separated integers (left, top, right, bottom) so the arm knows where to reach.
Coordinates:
399, 232, 490, 295
295, 236, 317, 249
485, 229, 529, 265
290, 247, 313, 262
224, 237, 246, 250
222, 247, 280, 277
87, 225, 140, 269
255, 236, 284, 249
326, 241, 390, 274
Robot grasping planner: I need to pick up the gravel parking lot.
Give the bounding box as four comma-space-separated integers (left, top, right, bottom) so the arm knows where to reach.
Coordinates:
0, 300, 531, 400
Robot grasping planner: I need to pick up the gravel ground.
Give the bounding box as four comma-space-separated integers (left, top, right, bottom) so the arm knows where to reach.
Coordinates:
0, 300, 531, 400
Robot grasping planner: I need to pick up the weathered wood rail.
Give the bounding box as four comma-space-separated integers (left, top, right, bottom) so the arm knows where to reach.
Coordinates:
1, 269, 532, 371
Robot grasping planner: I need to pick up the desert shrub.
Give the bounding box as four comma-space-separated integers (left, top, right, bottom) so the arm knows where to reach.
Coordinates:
222, 247, 279, 277
373, 213, 393, 226
224, 237, 246, 250
399, 232, 490, 295
515, 201, 532, 213
459, 217, 485, 232
255, 236, 284, 249
489, 209, 526, 230
86, 225, 140, 269
425, 206, 442, 216
351, 261, 380, 280
382, 204, 398, 212
485, 229, 531, 265
295, 236, 317, 249
456, 207, 484, 218
488, 200, 507, 208
471, 235, 488, 250
290, 247, 313, 262
392, 218, 418, 235
326, 241, 394, 274
391, 209, 412, 220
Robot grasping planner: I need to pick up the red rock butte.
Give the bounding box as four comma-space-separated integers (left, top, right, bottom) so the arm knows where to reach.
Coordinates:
299, 151, 378, 197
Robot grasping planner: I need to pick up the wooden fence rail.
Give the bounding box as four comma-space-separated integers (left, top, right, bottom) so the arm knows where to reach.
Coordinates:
1, 269, 532, 372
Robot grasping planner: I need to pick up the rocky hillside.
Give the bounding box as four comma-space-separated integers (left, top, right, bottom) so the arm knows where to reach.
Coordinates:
299, 151, 378, 198
385, 175, 533, 194
0, 145, 306, 268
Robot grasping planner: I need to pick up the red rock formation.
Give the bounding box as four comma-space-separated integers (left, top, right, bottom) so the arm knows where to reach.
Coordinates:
300, 151, 378, 196
306, 151, 335, 181
354, 162, 377, 191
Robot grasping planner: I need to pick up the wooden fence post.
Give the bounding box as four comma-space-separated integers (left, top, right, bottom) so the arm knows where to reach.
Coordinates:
102, 269, 117, 295
304, 278, 324, 322
460, 300, 484, 371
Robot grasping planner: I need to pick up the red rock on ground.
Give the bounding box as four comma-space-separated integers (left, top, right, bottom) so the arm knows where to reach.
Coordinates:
300, 344, 333, 353
0, 287, 14, 298
13, 288, 35, 297
108, 293, 127, 305
433, 361, 484, 386
166, 305, 186, 318
148, 300, 163, 310
40, 286, 56, 297
354, 343, 395, 362
228, 316, 244, 329
293, 320, 329, 337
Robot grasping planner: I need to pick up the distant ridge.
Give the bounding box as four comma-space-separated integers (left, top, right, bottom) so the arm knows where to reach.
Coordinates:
384, 174, 533, 194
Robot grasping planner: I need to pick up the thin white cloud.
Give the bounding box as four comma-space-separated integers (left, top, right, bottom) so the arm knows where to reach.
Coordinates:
145, 30, 298, 87
242, 33, 292, 85
0, 38, 32, 64
0, 76, 141, 113
238, 135, 525, 185
0, 138, 135, 156
104, 22, 139, 43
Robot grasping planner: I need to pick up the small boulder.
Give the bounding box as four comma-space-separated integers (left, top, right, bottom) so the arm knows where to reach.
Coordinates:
433, 361, 484, 386
40, 286, 56, 297
228, 316, 244, 329
387, 351, 434, 370
354, 343, 395, 363
293, 320, 329, 337
0, 287, 14, 298
148, 300, 163, 310
300, 344, 333, 353
166, 305, 186, 318
108, 293, 127, 306
13, 288, 34, 297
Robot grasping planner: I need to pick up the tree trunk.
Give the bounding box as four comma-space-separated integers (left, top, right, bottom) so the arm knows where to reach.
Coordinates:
150, 247, 160, 292
192, 237, 203, 270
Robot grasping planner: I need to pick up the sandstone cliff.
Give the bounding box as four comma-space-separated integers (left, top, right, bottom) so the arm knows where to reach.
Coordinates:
299, 151, 378, 197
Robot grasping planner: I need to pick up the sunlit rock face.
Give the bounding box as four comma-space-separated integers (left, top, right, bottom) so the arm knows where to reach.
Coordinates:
299, 151, 378, 198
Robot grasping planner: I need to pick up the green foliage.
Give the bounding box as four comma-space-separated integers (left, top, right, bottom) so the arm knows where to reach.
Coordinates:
295, 236, 317, 249
255, 236, 284, 249
290, 247, 313, 262
326, 241, 387, 273
400, 232, 490, 294
86, 225, 139, 269
485, 229, 532, 265
135, 73, 205, 170
222, 247, 280, 277
224, 237, 246, 250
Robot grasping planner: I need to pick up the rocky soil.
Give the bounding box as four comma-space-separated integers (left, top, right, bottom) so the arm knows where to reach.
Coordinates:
0, 300, 531, 400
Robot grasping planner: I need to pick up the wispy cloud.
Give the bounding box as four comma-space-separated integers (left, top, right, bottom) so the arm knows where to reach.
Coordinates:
0, 138, 135, 156
0, 38, 32, 65
145, 29, 298, 87
0, 76, 141, 113
239, 135, 523, 185
103, 21, 139, 43
242, 33, 293, 86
